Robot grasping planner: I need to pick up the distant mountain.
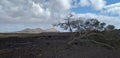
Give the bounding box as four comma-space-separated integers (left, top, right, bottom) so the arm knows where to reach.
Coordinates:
46, 28, 59, 32
16, 28, 59, 33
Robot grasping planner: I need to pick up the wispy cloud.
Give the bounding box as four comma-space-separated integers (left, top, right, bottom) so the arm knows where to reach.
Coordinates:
73, 13, 120, 28
103, 2, 120, 16
79, 0, 106, 10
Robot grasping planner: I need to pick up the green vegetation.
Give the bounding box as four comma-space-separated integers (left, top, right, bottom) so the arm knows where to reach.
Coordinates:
54, 14, 120, 49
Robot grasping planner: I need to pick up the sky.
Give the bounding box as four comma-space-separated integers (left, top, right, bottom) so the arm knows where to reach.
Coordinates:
0, 0, 120, 32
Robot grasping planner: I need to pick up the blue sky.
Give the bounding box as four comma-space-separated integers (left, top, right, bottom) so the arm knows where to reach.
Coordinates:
72, 0, 120, 14
106, 0, 120, 5
0, 0, 120, 32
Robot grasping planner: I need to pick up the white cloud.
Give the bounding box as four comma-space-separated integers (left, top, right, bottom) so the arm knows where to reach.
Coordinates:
79, 0, 90, 7
79, 0, 106, 10
73, 13, 120, 28
58, 0, 72, 10
90, 0, 106, 10
0, 0, 120, 31
0, 0, 72, 24
103, 2, 120, 16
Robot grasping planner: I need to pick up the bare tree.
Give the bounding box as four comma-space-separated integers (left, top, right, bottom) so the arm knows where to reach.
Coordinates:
53, 14, 74, 32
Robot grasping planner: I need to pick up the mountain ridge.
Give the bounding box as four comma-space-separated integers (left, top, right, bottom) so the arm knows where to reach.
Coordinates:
16, 28, 59, 33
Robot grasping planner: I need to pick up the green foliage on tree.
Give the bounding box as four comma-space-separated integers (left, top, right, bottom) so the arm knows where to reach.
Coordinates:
54, 14, 109, 32
54, 14, 117, 50
105, 25, 115, 31
54, 14, 115, 32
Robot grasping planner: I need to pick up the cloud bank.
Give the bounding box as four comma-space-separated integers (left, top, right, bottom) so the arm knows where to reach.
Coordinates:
0, 0, 120, 32
0, 0, 72, 24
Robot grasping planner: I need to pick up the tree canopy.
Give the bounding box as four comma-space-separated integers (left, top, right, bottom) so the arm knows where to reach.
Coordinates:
54, 14, 115, 32
53, 14, 116, 49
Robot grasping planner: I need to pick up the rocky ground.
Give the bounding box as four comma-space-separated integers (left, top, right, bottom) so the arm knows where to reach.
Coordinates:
0, 32, 120, 58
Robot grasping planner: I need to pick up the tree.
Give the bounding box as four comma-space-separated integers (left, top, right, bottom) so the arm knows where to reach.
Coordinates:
105, 25, 115, 31
54, 15, 107, 32
99, 22, 106, 31
84, 19, 106, 31
53, 14, 74, 32
70, 19, 84, 32
54, 15, 116, 49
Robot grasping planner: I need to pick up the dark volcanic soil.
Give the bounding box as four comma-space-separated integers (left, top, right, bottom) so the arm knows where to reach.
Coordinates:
0, 32, 120, 58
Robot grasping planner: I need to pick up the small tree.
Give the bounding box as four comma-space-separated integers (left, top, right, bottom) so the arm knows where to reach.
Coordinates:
105, 25, 115, 31
84, 19, 106, 31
